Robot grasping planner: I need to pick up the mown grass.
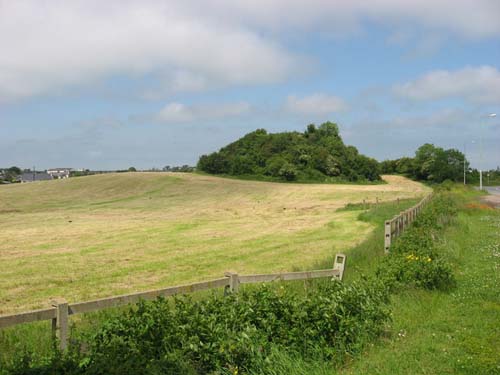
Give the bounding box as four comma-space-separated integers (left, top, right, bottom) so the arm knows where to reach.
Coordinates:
0, 173, 427, 314
3, 185, 496, 374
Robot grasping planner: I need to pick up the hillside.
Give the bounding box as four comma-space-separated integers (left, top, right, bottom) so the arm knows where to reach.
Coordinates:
0, 173, 429, 314
197, 122, 381, 182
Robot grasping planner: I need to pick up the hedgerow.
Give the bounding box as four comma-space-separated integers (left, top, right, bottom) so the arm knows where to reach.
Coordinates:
2, 280, 390, 375
376, 193, 457, 290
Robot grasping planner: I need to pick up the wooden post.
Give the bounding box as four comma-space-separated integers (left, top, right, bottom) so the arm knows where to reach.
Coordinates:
397, 197, 400, 206
376, 197, 379, 206
333, 253, 346, 280
224, 272, 239, 294
363, 199, 366, 210
384, 220, 391, 253
51, 298, 68, 351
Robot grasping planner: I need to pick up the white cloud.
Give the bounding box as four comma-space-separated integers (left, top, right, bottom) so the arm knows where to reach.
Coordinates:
393, 66, 500, 103
157, 101, 250, 123
1, 1, 500, 101
0, 1, 297, 101
207, 0, 500, 38
286, 94, 347, 115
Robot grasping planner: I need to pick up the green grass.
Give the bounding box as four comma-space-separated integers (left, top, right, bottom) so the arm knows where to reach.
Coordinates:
334, 197, 500, 374
277, 187, 498, 374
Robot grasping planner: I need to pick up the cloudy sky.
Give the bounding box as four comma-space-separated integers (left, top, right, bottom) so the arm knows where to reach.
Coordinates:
1, 0, 499, 170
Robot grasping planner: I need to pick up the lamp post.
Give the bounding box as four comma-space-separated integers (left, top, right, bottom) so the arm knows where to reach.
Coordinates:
463, 142, 466, 185
480, 113, 497, 191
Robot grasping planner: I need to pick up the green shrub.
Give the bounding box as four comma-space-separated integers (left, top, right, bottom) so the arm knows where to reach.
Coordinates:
3, 280, 391, 375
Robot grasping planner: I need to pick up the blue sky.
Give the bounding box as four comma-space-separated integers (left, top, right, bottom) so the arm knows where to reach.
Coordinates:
1, 0, 499, 170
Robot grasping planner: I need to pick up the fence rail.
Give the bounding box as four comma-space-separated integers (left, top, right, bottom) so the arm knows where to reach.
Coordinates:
0, 254, 346, 351
384, 194, 433, 253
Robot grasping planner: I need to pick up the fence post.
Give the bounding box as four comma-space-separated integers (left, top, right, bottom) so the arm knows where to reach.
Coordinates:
333, 253, 346, 280
51, 298, 68, 351
384, 220, 391, 254
224, 272, 239, 294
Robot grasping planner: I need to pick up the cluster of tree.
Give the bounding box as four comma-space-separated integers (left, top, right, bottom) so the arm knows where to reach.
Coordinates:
380, 144, 467, 183
0, 166, 21, 183
197, 122, 381, 182
162, 165, 195, 172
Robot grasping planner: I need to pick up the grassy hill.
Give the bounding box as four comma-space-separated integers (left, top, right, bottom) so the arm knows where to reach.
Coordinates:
0, 173, 429, 314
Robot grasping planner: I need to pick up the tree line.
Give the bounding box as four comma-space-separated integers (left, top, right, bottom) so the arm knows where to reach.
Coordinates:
380, 143, 500, 184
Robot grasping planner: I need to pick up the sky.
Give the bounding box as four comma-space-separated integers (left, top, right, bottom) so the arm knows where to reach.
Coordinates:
1, 0, 499, 170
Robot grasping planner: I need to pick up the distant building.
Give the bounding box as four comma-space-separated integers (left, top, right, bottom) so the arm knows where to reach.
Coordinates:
47, 168, 72, 179
20, 172, 53, 183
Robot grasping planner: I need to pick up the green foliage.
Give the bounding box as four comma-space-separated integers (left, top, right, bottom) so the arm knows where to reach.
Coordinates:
0, 166, 22, 183
197, 122, 381, 182
377, 193, 457, 290
381, 144, 467, 183
2, 280, 391, 375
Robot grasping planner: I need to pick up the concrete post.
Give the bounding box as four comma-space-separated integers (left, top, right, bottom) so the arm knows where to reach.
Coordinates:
224, 272, 239, 294
333, 253, 346, 280
51, 298, 69, 351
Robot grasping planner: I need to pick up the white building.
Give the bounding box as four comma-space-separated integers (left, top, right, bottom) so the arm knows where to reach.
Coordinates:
47, 168, 72, 179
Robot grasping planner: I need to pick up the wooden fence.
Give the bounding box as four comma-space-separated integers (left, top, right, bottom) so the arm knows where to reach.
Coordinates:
0, 254, 346, 351
384, 194, 433, 253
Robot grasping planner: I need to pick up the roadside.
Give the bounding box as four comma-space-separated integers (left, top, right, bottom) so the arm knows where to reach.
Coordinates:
336, 189, 500, 374
481, 186, 500, 208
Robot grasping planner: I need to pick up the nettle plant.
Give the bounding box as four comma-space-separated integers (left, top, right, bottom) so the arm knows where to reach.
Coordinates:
377, 193, 457, 291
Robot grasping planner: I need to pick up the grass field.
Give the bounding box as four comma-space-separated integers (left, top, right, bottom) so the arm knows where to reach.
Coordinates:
0, 173, 428, 314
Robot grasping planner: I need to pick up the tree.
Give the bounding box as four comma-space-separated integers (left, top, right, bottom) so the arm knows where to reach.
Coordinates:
278, 162, 298, 181
197, 122, 381, 182
128, 167, 137, 172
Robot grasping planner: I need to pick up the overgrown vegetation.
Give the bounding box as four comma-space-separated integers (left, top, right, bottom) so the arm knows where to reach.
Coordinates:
1, 280, 391, 375
197, 122, 381, 182
337, 187, 499, 374
376, 192, 457, 291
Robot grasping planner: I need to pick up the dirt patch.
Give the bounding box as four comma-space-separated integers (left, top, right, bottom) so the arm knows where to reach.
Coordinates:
480, 195, 500, 209
465, 203, 495, 211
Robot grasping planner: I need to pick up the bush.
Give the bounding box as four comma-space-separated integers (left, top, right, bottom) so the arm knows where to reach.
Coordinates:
3, 280, 391, 375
